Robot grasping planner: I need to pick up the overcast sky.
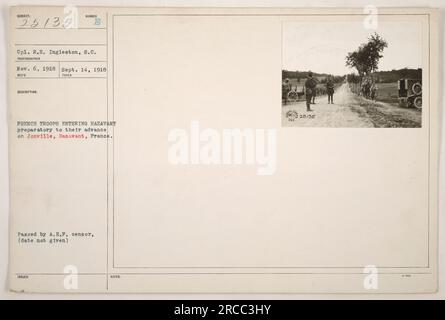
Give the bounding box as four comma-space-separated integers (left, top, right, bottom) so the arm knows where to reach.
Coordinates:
282, 20, 423, 76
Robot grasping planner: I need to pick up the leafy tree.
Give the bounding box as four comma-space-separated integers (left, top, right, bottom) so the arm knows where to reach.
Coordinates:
345, 33, 388, 78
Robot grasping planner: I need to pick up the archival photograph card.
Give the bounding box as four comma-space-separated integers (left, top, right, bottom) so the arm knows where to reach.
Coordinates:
8, 6, 439, 293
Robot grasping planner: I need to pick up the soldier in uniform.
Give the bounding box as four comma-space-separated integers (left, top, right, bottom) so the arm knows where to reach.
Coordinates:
282, 78, 291, 105
311, 77, 319, 104
326, 75, 335, 104
370, 83, 378, 101
305, 72, 317, 111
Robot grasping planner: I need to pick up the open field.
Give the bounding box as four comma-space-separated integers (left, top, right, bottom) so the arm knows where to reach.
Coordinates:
375, 82, 399, 105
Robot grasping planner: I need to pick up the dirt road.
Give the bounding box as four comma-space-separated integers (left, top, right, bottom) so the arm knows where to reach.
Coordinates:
282, 84, 421, 128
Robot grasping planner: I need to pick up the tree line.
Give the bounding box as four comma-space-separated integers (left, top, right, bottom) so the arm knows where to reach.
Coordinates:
282, 70, 344, 83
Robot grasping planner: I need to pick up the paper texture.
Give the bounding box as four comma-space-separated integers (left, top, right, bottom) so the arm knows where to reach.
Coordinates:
8, 6, 439, 293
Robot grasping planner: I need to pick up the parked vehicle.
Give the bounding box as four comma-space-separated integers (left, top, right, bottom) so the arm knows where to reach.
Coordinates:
398, 79, 422, 109
287, 86, 305, 101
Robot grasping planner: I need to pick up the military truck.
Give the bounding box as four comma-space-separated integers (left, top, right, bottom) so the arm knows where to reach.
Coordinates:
398, 79, 422, 109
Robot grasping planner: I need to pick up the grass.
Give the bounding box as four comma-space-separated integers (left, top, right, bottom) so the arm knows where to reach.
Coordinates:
350, 94, 421, 128
375, 82, 399, 104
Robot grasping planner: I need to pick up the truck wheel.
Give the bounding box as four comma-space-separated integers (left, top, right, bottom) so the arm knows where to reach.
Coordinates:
412, 83, 422, 95
414, 96, 422, 109
288, 92, 297, 100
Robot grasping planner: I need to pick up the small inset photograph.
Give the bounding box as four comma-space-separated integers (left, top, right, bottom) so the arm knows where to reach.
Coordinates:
282, 20, 423, 128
